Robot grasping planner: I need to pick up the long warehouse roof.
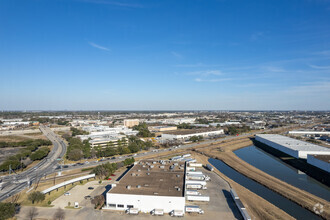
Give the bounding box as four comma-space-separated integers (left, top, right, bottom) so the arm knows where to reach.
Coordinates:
256, 134, 330, 152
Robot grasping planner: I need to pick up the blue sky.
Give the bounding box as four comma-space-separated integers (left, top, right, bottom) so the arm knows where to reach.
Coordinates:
1, 0, 330, 110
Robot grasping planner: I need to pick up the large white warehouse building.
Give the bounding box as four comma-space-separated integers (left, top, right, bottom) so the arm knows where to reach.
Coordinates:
162, 129, 224, 141
255, 134, 330, 159
105, 159, 186, 213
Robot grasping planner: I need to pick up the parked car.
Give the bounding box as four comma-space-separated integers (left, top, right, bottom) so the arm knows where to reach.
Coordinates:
88, 187, 94, 190
111, 174, 116, 176
84, 195, 91, 199
64, 192, 71, 196
107, 178, 112, 180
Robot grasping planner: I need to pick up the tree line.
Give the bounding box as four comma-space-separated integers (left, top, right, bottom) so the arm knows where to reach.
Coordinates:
0, 139, 52, 172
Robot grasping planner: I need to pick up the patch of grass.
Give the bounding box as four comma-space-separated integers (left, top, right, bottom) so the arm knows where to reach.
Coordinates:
81, 167, 93, 172
65, 206, 81, 209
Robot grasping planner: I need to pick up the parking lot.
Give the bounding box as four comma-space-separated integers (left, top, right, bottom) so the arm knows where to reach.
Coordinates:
51, 179, 113, 209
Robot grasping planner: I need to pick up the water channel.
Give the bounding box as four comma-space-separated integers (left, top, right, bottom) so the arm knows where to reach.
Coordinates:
234, 145, 330, 201
209, 158, 323, 220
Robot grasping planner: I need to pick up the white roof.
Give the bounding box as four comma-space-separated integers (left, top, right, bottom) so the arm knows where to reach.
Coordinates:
256, 134, 330, 152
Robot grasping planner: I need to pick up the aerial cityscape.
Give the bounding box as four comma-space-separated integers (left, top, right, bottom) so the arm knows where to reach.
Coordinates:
0, 1, 329, 220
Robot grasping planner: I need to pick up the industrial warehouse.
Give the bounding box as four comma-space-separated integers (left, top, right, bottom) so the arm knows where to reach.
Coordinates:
105, 159, 186, 214
161, 128, 224, 141
255, 134, 330, 159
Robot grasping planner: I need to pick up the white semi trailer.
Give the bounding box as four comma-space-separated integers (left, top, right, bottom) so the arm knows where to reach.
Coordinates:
188, 163, 203, 167
186, 180, 207, 186
186, 183, 207, 190
186, 190, 202, 195
186, 166, 196, 171
185, 206, 204, 214
186, 195, 210, 202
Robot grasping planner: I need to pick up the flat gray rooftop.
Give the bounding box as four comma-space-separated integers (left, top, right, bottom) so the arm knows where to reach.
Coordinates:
256, 134, 330, 152
109, 159, 185, 197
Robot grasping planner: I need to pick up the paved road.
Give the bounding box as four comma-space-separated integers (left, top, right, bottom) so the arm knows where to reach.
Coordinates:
0, 125, 67, 201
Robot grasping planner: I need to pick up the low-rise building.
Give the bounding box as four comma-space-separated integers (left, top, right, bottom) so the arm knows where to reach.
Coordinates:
105, 159, 186, 213
148, 126, 177, 132
161, 128, 224, 141
124, 119, 140, 128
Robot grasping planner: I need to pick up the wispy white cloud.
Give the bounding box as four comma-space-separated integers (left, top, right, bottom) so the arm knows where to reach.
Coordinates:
79, 0, 144, 8
194, 78, 232, 82
175, 63, 222, 68
309, 64, 330, 69
171, 51, 183, 59
89, 42, 110, 51
187, 70, 222, 76
284, 81, 330, 94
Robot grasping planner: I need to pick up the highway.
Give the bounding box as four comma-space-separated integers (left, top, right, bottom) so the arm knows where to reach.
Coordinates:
0, 125, 67, 202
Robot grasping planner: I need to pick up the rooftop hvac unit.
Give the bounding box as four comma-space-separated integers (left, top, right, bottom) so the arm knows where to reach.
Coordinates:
153, 192, 159, 195
147, 173, 150, 175
177, 188, 181, 191
131, 173, 136, 176
126, 185, 131, 189
153, 161, 156, 164
144, 184, 149, 187
177, 175, 180, 177
138, 169, 141, 172
137, 185, 141, 188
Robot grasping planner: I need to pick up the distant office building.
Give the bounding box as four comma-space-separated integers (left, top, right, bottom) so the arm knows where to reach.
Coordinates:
148, 126, 177, 132
124, 119, 140, 128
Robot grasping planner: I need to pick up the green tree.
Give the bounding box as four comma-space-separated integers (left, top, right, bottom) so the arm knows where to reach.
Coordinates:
28, 191, 45, 204
0, 202, 16, 220
67, 149, 83, 161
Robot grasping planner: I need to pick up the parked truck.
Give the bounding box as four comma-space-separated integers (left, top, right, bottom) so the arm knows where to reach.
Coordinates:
185, 206, 204, 214
170, 210, 184, 217
125, 208, 139, 215
187, 174, 210, 181
206, 164, 214, 171
151, 209, 164, 216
